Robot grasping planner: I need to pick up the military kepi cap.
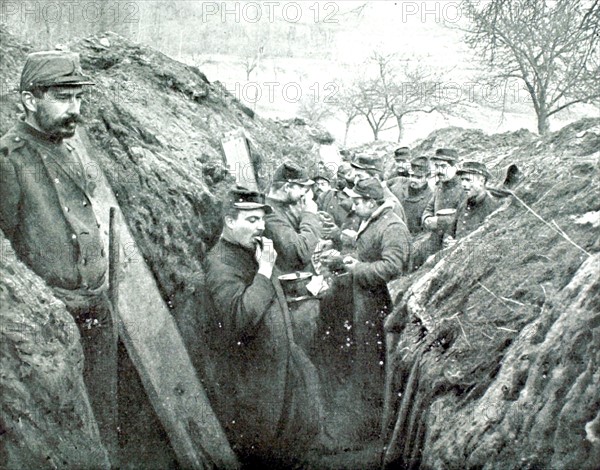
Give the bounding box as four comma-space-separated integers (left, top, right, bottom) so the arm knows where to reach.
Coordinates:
409, 157, 430, 177
393, 146, 411, 160
20, 51, 95, 92
431, 148, 458, 163
457, 160, 492, 180
351, 153, 383, 172
228, 186, 272, 213
272, 161, 314, 186
345, 177, 385, 202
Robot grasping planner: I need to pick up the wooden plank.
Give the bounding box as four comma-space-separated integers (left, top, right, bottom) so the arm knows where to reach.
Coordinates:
221, 129, 258, 190
77, 130, 239, 470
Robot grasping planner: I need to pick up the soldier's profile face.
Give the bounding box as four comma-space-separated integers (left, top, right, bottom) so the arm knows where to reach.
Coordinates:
353, 169, 371, 184
35, 85, 85, 138
225, 208, 266, 250
352, 197, 376, 220
286, 182, 308, 203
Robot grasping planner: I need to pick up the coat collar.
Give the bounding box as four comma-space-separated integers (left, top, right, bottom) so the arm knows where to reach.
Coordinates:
17, 116, 64, 145
356, 199, 394, 238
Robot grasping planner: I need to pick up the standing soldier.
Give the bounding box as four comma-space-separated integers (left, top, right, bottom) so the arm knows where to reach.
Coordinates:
342, 178, 410, 422
264, 161, 321, 274
399, 157, 433, 236
446, 160, 504, 245
201, 187, 322, 467
417, 148, 466, 266
0, 51, 117, 460
387, 146, 412, 185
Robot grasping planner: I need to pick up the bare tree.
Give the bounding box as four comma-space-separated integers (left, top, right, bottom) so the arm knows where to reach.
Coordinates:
370, 52, 458, 142
240, 44, 265, 81
349, 73, 394, 141
332, 79, 361, 145
298, 96, 335, 127
461, 0, 600, 135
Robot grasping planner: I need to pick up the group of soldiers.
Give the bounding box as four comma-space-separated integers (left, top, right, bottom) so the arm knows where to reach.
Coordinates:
0, 50, 506, 468
199, 144, 505, 465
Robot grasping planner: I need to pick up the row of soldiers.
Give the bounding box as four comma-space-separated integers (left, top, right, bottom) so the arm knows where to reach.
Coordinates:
198, 148, 506, 466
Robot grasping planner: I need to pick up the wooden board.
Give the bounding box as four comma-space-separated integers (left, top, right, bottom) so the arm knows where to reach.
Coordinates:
77, 130, 239, 470
221, 129, 258, 190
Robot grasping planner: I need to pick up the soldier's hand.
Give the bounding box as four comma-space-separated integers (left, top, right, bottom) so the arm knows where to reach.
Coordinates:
256, 237, 277, 278
301, 190, 318, 214
322, 224, 341, 241
340, 229, 358, 246
318, 210, 335, 225
443, 235, 457, 249
342, 255, 359, 273
423, 216, 438, 230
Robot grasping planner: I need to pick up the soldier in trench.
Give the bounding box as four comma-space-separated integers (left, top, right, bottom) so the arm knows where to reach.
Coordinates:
412, 148, 467, 269
340, 178, 411, 430
200, 186, 323, 467
0, 51, 117, 461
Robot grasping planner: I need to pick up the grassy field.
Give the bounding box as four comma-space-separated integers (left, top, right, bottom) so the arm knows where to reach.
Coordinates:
181, 3, 597, 147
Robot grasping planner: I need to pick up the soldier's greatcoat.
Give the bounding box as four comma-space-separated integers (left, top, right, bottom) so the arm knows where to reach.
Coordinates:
264, 196, 321, 273
351, 202, 411, 400
452, 191, 501, 239
201, 237, 322, 465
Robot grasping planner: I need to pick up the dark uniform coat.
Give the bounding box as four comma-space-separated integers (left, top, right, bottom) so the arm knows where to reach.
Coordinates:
452, 191, 501, 239
396, 184, 433, 236
421, 175, 466, 223
414, 175, 466, 266
0, 119, 106, 290
201, 238, 322, 464
316, 189, 348, 227
351, 203, 411, 400
0, 119, 116, 458
264, 197, 321, 273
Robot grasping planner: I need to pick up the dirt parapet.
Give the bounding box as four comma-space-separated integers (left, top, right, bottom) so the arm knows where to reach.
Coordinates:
383, 118, 599, 468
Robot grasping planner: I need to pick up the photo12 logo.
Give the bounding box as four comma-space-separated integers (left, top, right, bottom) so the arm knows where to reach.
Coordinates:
200, 2, 339, 24
223, 80, 339, 104
0, 1, 140, 25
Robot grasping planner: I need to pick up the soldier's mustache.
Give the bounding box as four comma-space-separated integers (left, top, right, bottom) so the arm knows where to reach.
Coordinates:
60, 114, 85, 126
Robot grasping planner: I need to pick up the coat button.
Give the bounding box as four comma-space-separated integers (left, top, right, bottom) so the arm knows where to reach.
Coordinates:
71, 234, 77, 239
83, 201, 88, 207
14, 137, 20, 142
65, 206, 70, 212
54, 178, 60, 184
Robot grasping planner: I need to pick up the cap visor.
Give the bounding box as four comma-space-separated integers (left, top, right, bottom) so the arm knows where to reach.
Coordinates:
457, 169, 488, 178
344, 188, 363, 198
233, 202, 272, 213
48, 75, 95, 86
290, 179, 314, 186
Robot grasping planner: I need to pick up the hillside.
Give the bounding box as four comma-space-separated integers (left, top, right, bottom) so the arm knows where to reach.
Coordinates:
382, 118, 600, 469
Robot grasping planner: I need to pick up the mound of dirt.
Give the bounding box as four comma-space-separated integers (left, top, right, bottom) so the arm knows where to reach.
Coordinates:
0, 230, 109, 469
383, 118, 600, 469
